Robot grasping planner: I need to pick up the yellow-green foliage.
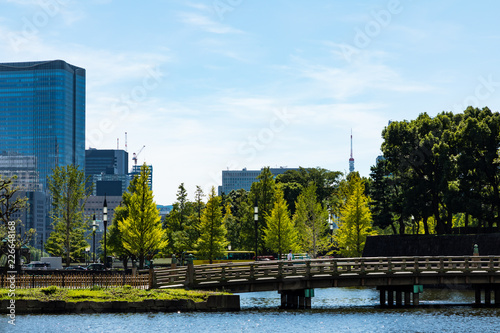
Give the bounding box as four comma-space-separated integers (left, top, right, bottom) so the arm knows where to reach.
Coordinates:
334, 174, 375, 257
0, 287, 228, 303
118, 164, 168, 267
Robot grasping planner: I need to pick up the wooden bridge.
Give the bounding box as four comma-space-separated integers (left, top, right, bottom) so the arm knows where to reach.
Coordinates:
154, 255, 500, 308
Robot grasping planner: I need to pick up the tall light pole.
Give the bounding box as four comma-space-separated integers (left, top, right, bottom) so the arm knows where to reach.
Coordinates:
103, 195, 108, 269
40, 234, 43, 261
92, 214, 97, 263
85, 246, 90, 266
254, 200, 258, 261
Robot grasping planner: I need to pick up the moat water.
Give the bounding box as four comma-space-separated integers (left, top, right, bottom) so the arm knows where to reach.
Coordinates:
6, 288, 500, 332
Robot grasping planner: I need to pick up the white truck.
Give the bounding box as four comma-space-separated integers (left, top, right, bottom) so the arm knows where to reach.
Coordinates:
40, 257, 63, 270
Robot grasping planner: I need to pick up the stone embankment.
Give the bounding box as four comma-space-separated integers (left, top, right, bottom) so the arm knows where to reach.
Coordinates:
0, 295, 240, 314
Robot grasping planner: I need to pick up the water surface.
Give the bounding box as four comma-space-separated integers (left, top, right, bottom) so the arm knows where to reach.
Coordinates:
7, 288, 500, 333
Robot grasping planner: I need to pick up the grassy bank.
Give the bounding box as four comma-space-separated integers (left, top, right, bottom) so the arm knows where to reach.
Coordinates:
0, 286, 229, 303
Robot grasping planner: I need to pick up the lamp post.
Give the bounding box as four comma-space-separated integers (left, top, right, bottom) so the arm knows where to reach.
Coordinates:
254, 200, 258, 261
103, 195, 108, 269
92, 214, 97, 263
40, 235, 43, 261
85, 246, 91, 266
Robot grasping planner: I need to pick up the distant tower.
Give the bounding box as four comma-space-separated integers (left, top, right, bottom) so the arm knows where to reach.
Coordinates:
349, 130, 355, 173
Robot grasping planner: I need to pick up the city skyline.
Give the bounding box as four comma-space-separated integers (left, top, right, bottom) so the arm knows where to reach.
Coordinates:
2, 1, 500, 204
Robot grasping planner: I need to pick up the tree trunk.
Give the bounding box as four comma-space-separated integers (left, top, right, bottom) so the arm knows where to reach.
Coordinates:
390, 223, 397, 234
433, 194, 444, 235
398, 216, 405, 235
423, 216, 429, 235
15, 247, 22, 274
122, 257, 128, 270
446, 212, 453, 234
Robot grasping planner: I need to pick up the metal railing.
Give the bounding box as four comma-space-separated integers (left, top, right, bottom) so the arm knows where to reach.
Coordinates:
1, 269, 152, 289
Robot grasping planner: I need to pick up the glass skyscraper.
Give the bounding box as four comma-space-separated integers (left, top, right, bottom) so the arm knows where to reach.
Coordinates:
0, 60, 85, 245
0, 60, 85, 192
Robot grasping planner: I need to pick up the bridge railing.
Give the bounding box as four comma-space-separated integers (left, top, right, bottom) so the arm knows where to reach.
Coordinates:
154, 256, 500, 289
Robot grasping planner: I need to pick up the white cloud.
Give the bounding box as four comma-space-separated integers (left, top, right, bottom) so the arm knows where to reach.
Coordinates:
287, 54, 434, 101
178, 12, 243, 34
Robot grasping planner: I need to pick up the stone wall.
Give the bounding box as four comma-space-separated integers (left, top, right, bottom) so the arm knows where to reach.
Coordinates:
0, 295, 240, 314
362, 233, 500, 257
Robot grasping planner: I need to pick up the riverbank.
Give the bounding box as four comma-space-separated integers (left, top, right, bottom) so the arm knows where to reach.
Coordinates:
0, 286, 240, 313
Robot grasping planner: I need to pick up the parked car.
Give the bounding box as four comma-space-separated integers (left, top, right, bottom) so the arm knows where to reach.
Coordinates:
86, 263, 106, 271
23, 261, 50, 270
65, 265, 87, 271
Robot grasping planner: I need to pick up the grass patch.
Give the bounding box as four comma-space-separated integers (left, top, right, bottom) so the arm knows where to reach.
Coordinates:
0, 287, 229, 303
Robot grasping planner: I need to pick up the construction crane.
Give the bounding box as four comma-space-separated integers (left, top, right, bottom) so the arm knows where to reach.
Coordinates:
132, 145, 145, 165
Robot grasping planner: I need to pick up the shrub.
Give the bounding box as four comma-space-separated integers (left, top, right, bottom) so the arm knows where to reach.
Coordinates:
41, 286, 59, 295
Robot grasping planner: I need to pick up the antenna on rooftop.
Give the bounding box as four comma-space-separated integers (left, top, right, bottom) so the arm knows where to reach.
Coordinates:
349, 129, 355, 173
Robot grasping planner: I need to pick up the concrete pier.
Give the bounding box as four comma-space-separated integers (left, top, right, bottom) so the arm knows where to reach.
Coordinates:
474, 285, 500, 306
378, 286, 422, 307
279, 289, 314, 309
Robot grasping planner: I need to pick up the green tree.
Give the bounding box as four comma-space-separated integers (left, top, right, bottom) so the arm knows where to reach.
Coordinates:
454, 107, 500, 227
175, 183, 189, 228
276, 167, 342, 214
180, 185, 205, 252
196, 187, 227, 264
334, 174, 374, 257
0, 175, 31, 272
249, 167, 276, 254
193, 185, 205, 226
106, 176, 138, 269
46, 165, 90, 266
118, 164, 168, 268
264, 186, 298, 259
106, 206, 131, 267
163, 183, 195, 254
226, 189, 254, 251
224, 203, 239, 250
369, 159, 410, 234
381, 112, 460, 234
293, 183, 329, 258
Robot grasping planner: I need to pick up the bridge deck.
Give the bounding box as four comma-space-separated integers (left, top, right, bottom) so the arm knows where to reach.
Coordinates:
155, 256, 500, 293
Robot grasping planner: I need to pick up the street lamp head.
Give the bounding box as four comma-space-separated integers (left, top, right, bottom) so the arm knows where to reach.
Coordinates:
103, 194, 108, 226
103, 193, 108, 270
92, 214, 97, 232
103, 194, 108, 214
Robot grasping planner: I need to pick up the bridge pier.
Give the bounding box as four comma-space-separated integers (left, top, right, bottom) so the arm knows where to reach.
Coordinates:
474, 285, 500, 307
378, 286, 422, 307
279, 289, 314, 309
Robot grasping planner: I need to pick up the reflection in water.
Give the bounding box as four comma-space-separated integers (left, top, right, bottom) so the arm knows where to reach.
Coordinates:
11, 287, 500, 333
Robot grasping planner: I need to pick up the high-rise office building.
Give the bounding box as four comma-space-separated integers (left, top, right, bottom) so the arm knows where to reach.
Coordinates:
0, 60, 86, 243
85, 149, 128, 176
130, 164, 153, 191
85, 149, 129, 196
0, 60, 86, 191
218, 167, 298, 195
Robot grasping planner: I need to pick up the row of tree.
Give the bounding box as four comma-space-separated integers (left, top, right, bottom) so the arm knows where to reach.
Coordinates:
370, 106, 500, 235
5, 106, 499, 270
163, 167, 374, 262
17, 164, 374, 269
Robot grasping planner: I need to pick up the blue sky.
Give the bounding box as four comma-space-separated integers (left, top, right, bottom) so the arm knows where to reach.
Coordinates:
2, 0, 500, 205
